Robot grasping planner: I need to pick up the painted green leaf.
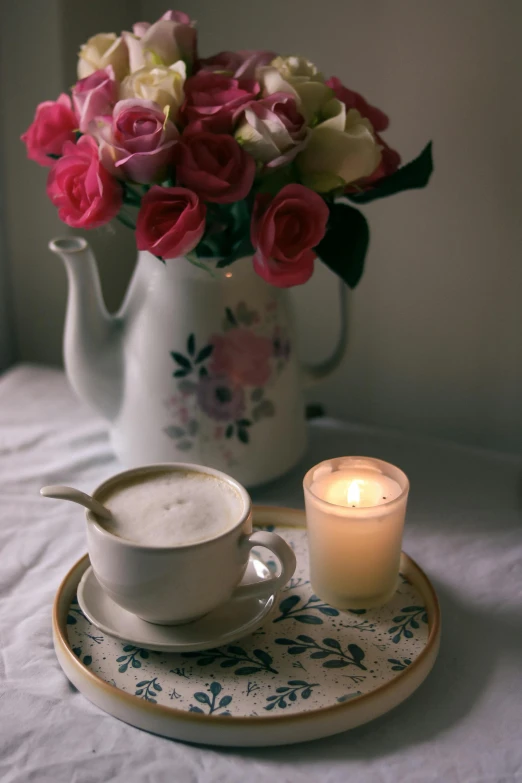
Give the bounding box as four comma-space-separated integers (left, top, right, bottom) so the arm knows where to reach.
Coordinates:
301, 688, 312, 699
67, 616, 77, 625
116, 656, 127, 662
197, 657, 217, 666
219, 695, 232, 708
401, 606, 424, 612
289, 691, 297, 702
287, 647, 307, 654
189, 706, 204, 713
393, 616, 406, 623
276, 686, 290, 693
421, 613, 428, 624
118, 664, 128, 673
209, 682, 222, 696
264, 701, 276, 711
310, 651, 329, 659
171, 352, 191, 369
279, 595, 300, 613
297, 635, 315, 644
388, 626, 399, 633
387, 660, 401, 667
228, 646, 246, 656
73, 647, 81, 657
132, 659, 142, 668
220, 659, 238, 668
234, 666, 261, 675
164, 425, 185, 439
295, 615, 322, 625
123, 645, 134, 652
139, 650, 149, 659
392, 634, 401, 644
237, 428, 249, 444
83, 655, 92, 666
275, 638, 296, 645
187, 334, 195, 356
404, 629, 413, 638
153, 681, 162, 691
349, 609, 367, 615
319, 607, 339, 616
411, 619, 419, 629
253, 649, 273, 667
237, 418, 252, 427
348, 644, 365, 662
288, 680, 308, 687
194, 692, 210, 704
323, 638, 342, 650
279, 698, 287, 708
323, 660, 350, 668
136, 681, 148, 687
266, 695, 279, 701
135, 689, 143, 696
196, 344, 214, 363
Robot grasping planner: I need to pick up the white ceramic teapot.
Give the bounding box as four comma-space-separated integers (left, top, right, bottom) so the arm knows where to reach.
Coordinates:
50, 237, 347, 487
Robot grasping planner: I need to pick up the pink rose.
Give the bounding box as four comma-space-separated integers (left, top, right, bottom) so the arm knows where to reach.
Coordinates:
181, 72, 259, 133
21, 94, 77, 167
198, 50, 276, 80
124, 10, 197, 72
251, 184, 328, 288
210, 329, 273, 387
72, 67, 117, 133
326, 76, 389, 132
236, 92, 308, 167
93, 99, 179, 184
136, 186, 206, 259
46, 135, 122, 228
176, 132, 255, 203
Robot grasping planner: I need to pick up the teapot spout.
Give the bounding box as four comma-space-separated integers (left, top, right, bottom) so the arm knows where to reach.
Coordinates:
49, 237, 122, 421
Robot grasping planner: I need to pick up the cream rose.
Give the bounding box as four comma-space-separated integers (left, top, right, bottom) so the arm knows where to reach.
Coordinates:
297, 98, 382, 192
121, 62, 186, 121
260, 56, 332, 123
78, 33, 129, 82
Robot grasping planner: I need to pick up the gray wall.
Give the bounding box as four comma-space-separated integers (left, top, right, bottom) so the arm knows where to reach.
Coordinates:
1, 0, 521, 454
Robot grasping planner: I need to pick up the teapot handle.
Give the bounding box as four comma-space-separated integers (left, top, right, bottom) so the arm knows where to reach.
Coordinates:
301, 278, 350, 387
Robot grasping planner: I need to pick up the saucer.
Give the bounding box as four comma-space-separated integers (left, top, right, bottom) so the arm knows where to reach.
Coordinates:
77, 555, 276, 653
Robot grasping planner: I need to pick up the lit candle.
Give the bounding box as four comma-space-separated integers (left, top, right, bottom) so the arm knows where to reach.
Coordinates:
303, 457, 409, 610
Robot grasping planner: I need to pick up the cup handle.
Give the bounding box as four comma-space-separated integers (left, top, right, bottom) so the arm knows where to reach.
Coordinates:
232, 531, 296, 601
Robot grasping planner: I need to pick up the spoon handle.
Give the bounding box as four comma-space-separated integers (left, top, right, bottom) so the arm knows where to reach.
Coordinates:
40, 485, 112, 520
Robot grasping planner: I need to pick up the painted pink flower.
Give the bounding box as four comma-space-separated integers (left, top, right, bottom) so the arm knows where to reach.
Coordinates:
93, 99, 179, 184
136, 186, 206, 259
198, 50, 276, 80
251, 184, 329, 288
210, 329, 273, 387
72, 66, 117, 133
181, 71, 259, 133
46, 135, 122, 228
176, 131, 255, 203
21, 94, 77, 166
197, 375, 245, 421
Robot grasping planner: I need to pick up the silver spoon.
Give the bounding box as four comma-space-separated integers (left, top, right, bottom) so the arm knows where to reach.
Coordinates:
40, 485, 112, 520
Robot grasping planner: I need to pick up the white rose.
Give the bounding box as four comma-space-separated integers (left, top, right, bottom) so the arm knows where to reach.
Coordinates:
260, 57, 332, 123
297, 99, 382, 192
121, 62, 186, 122
78, 33, 129, 82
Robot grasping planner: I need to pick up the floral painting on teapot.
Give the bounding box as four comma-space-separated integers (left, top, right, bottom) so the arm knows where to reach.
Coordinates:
163, 298, 291, 468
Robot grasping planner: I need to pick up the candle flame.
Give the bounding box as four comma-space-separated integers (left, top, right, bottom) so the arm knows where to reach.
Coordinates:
347, 480, 361, 506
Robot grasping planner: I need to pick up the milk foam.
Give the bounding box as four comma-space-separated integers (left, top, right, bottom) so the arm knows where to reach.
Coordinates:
98, 470, 244, 547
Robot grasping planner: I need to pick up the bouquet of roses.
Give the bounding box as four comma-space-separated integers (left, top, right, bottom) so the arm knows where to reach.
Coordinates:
22, 9, 432, 288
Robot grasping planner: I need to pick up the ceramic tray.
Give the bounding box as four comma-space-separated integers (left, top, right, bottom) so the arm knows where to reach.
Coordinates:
53, 506, 440, 747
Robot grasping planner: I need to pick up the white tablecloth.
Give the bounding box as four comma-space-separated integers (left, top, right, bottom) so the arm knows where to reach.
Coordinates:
1, 365, 521, 783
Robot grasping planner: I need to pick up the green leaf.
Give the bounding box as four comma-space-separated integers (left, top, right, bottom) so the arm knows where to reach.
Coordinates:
153, 681, 162, 691
316, 202, 369, 289
123, 645, 135, 651
116, 656, 127, 662
219, 695, 232, 708
135, 689, 144, 696
197, 657, 216, 666
348, 609, 367, 615
237, 427, 249, 444
173, 369, 189, 378
171, 352, 191, 369
310, 651, 329, 659
136, 681, 148, 687
194, 692, 210, 704
347, 142, 433, 204
301, 688, 312, 699
288, 680, 308, 687
196, 345, 213, 363
234, 666, 262, 675
275, 638, 296, 645
209, 681, 222, 696
289, 691, 297, 702
132, 659, 141, 668
220, 659, 238, 668
264, 701, 276, 711
323, 659, 350, 668
318, 607, 339, 616
323, 638, 342, 650
253, 649, 273, 667
279, 595, 300, 613
348, 644, 365, 662
276, 686, 290, 693
187, 334, 196, 356
295, 615, 322, 625
297, 635, 315, 644
189, 706, 204, 713
401, 606, 424, 612
228, 646, 246, 656
83, 655, 92, 666
287, 646, 307, 654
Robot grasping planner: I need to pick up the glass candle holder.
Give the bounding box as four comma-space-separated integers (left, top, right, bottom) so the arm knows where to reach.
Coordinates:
303, 457, 410, 610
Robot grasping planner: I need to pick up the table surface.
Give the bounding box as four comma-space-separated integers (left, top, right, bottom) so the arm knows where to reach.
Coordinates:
1, 365, 521, 783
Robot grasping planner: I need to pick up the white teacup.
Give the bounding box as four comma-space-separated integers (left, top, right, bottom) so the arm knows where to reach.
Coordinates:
85, 463, 296, 625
